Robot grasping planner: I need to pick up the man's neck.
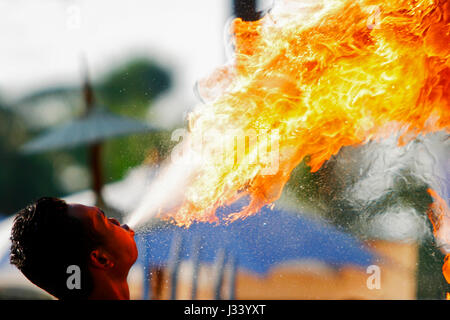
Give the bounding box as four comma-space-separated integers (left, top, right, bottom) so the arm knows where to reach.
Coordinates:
88, 270, 130, 300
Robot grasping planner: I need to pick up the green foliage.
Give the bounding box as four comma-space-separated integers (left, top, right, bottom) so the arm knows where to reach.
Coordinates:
94, 57, 174, 182
417, 238, 450, 299
284, 158, 325, 213
0, 107, 62, 214
97, 57, 172, 117
101, 130, 175, 183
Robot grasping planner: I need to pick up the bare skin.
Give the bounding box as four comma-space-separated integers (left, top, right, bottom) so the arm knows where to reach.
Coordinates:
67, 204, 138, 300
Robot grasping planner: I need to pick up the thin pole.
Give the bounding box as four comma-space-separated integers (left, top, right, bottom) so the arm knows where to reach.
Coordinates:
80, 57, 105, 207
89, 142, 104, 208
190, 236, 202, 299
141, 234, 152, 300
142, 266, 152, 300
213, 248, 227, 300
227, 254, 237, 300
167, 233, 183, 300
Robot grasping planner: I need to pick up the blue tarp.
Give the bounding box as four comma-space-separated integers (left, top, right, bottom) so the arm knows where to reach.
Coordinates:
137, 202, 375, 274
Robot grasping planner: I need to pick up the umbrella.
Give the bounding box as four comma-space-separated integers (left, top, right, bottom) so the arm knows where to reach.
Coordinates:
20, 64, 159, 208
21, 107, 156, 153
136, 200, 376, 298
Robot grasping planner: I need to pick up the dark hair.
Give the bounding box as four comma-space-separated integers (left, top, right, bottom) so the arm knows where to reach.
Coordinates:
10, 197, 100, 299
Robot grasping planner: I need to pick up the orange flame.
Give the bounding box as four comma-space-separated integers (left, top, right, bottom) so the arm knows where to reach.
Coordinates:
427, 188, 450, 299
444, 254, 450, 282
166, 0, 450, 227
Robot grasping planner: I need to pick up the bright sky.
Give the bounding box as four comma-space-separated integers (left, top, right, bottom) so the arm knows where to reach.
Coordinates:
0, 0, 230, 102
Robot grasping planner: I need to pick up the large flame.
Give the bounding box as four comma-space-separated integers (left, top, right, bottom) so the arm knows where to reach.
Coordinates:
427, 188, 450, 298
161, 0, 449, 227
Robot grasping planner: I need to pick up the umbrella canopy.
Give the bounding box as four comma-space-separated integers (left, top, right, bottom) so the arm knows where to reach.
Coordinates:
21, 107, 156, 154
137, 201, 376, 275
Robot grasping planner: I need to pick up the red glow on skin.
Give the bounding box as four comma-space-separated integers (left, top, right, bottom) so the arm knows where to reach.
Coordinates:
67, 204, 138, 299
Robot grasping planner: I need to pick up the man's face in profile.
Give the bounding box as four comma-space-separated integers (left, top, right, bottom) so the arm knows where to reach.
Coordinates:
68, 204, 138, 272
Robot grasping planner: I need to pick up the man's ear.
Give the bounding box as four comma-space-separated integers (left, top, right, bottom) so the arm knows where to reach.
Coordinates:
89, 249, 114, 269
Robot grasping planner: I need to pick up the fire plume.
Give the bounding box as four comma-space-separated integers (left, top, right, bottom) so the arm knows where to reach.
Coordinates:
164, 0, 450, 227
444, 254, 450, 282
427, 188, 450, 299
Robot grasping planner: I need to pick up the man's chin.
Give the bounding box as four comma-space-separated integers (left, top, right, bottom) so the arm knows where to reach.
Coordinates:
130, 241, 138, 264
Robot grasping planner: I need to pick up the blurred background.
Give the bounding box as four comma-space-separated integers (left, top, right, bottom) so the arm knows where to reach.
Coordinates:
0, 0, 448, 299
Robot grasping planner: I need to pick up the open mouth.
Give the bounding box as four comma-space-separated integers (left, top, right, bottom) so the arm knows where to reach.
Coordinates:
121, 224, 135, 236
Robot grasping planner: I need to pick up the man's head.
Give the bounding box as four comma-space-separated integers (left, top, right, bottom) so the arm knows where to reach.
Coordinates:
10, 197, 137, 299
